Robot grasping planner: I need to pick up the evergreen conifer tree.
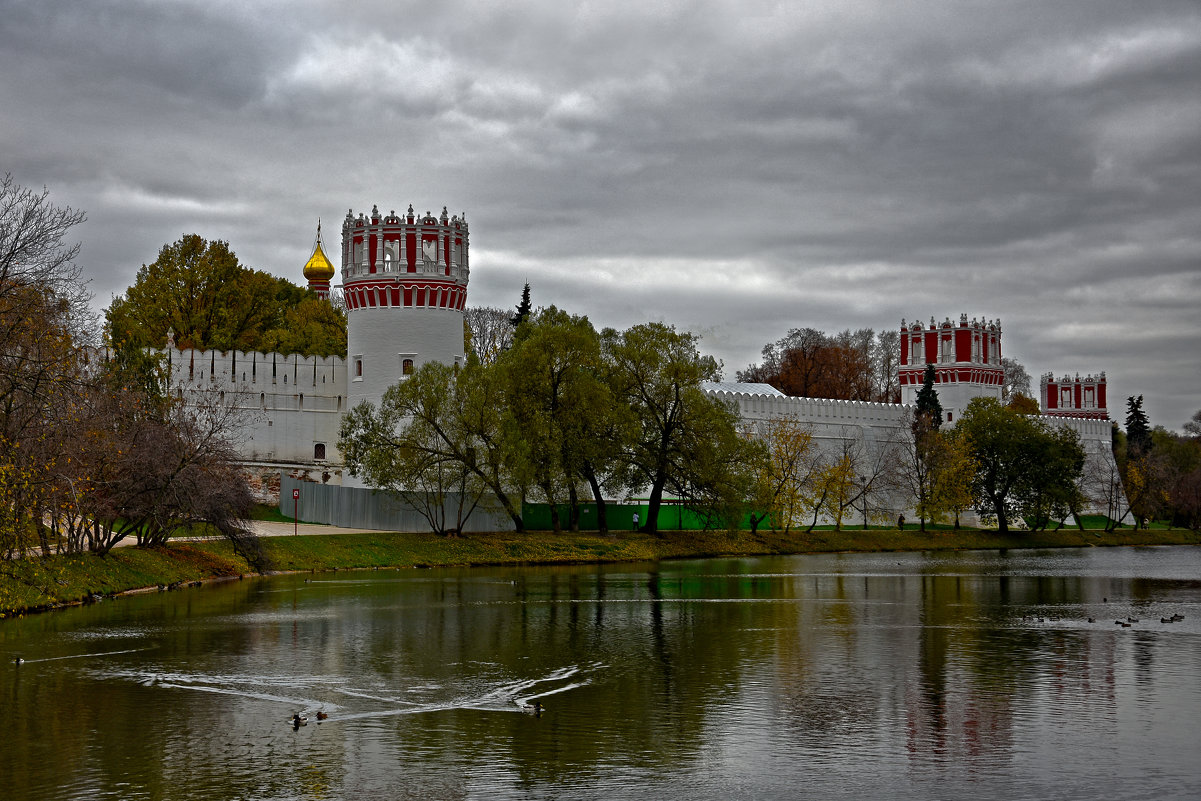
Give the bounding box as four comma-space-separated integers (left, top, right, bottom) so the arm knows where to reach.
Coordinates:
1125, 395, 1152, 457
510, 283, 532, 327
914, 364, 943, 432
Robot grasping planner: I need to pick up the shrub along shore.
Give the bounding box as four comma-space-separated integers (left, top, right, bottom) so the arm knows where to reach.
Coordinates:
3, 525, 1199, 618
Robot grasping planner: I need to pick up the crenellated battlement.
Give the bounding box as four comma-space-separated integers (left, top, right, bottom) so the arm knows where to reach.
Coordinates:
898, 312, 1004, 423
1040, 370, 1109, 420
707, 387, 911, 427
162, 345, 346, 392
341, 203, 470, 289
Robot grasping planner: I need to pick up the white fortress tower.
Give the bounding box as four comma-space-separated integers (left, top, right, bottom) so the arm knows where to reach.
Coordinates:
898, 314, 1004, 423
340, 204, 469, 411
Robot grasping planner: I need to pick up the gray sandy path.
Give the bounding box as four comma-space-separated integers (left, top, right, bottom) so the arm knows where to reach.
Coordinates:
248, 521, 380, 538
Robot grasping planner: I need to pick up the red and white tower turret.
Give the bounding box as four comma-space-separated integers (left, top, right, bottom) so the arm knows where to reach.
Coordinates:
899, 314, 1004, 423
1040, 372, 1108, 420
341, 204, 469, 412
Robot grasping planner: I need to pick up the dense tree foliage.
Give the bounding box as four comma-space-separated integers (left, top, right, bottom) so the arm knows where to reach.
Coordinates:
1109, 406, 1201, 532
956, 398, 1085, 533
1006, 393, 1041, 415
899, 366, 944, 531
106, 234, 346, 357
603, 322, 757, 533
1184, 410, 1201, 440
927, 427, 976, 529
737, 327, 900, 402
341, 314, 757, 536
503, 307, 613, 531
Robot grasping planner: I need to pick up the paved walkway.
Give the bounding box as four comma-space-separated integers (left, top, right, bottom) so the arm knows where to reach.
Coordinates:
249, 520, 379, 538
115, 520, 382, 546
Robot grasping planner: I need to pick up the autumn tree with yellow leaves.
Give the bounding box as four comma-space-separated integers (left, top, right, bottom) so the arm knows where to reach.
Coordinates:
1, 176, 263, 566
746, 416, 820, 534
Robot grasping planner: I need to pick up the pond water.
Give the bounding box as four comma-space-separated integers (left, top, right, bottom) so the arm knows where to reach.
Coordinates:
2, 546, 1200, 800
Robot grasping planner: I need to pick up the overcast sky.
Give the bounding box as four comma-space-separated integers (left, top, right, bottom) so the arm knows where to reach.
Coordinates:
3, 0, 1198, 430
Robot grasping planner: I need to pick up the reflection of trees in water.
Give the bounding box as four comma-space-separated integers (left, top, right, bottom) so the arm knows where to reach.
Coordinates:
770, 571, 888, 742
351, 562, 787, 785
14, 553, 1196, 797
779, 681, 882, 735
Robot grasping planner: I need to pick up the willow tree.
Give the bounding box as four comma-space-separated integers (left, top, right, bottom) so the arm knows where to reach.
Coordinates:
602, 322, 750, 534
340, 360, 526, 532
501, 306, 618, 532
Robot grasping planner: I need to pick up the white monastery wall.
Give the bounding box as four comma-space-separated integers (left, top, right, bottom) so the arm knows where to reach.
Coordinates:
163, 346, 346, 478
709, 388, 911, 452
706, 384, 1121, 521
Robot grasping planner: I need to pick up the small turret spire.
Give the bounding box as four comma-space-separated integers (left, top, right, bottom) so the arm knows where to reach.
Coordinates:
303, 220, 335, 299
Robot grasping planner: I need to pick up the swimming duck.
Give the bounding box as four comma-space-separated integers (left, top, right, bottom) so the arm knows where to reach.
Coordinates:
291, 714, 308, 727
316, 711, 328, 721
518, 701, 543, 715
13, 657, 23, 665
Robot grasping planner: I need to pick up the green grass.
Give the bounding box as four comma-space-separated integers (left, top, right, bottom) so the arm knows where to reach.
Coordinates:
3, 525, 1199, 618
251, 504, 294, 523
0, 545, 252, 618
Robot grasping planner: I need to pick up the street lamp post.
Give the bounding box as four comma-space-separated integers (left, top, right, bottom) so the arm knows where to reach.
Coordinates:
859, 476, 868, 530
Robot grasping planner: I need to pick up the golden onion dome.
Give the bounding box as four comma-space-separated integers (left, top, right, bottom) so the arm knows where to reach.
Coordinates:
303, 224, 335, 282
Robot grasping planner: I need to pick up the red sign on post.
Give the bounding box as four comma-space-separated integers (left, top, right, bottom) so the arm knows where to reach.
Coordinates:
293, 489, 300, 499
292, 489, 299, 535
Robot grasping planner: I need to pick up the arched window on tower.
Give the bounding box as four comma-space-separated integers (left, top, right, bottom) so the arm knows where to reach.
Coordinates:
314, 443, 326, 461
402, 358, 414, 376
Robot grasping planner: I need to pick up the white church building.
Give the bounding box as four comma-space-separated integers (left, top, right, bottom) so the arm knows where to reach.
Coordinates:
160, 203, 1119, 529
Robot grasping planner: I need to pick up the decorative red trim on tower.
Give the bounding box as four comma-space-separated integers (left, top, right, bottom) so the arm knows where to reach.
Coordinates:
341, 205, 469, 315
1040, 371, 1109, 420
898, 315, 1005, 393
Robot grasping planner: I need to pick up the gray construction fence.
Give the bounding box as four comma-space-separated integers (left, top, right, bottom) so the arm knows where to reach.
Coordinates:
279, 475, 515, 532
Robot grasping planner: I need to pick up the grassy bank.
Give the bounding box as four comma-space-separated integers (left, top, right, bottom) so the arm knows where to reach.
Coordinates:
3, 525, 1200, 618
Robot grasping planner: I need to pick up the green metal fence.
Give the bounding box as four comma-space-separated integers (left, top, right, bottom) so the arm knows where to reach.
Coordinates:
521, 501, 749, 531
